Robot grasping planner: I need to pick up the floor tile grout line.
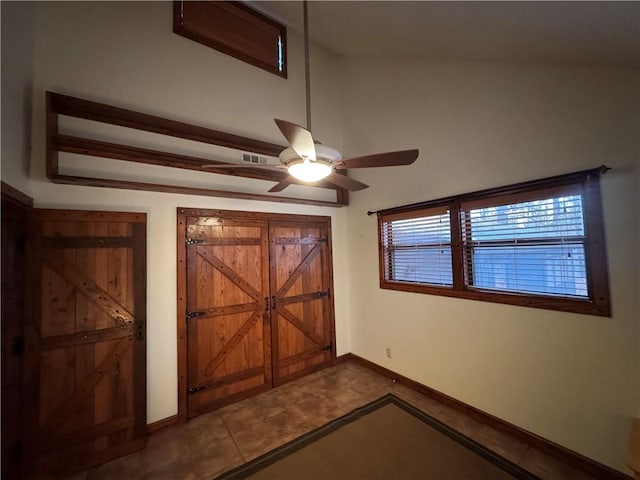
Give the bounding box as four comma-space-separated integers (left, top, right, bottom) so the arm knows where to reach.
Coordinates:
219, 414, 250, 462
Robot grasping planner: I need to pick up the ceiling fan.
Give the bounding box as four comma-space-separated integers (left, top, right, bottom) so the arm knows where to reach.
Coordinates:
204, 1, 419, 193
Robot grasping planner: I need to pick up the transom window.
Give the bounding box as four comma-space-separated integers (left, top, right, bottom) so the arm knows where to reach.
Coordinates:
378, 167, 610, 316
173, 1, 287, 78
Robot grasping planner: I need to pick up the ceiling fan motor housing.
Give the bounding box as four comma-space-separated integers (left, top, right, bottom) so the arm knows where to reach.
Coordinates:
278, 145, 343, 165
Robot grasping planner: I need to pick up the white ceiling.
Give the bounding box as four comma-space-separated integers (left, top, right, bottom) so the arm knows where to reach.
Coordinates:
249, 1, 640, 69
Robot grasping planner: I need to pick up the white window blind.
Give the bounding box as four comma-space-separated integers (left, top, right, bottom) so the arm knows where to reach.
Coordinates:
461, 193, 587, 298
382, 208, 453, 286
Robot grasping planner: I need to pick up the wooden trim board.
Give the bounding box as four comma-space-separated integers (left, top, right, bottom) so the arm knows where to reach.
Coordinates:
46, 91, 349, 207
1, 181, 33, 207
146, 415, 180, 436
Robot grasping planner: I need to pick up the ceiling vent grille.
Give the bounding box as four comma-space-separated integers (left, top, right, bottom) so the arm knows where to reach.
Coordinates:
242, 153, 267, 165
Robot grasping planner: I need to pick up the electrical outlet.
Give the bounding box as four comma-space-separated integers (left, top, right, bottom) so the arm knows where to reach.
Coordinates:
386, 347, 392, 359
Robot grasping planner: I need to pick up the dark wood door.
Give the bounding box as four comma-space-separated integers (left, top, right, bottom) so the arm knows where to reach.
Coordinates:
270, 221, 335, 384
1, 185, 31, 480
26, 210, 147, 478
185, 216, 271, 417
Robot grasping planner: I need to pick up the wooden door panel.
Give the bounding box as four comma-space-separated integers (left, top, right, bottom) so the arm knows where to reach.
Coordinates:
28, 210, 146, 478
195, 246, 260, 307
187, 312, 267, 416
271, 222, 334, 384
277, 352, 327, 378
40, 256, 133, 338
188, 311, 265, 380
41, 260, 77, 337
279, 299, 325, 342
275, 299, 327, 378
188, 373, 266, 417
38, 337, 134, 436
273, 240, 323, 295
186, 218, 270, 416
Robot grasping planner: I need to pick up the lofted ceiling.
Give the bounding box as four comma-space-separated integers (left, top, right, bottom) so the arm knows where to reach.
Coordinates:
249, 1, 640, 69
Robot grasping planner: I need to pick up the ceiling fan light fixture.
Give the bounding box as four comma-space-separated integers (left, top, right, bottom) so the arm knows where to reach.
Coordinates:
287, 158, 332, 183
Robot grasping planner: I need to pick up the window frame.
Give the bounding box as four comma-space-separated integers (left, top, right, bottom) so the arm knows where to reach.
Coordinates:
377, 167, 611, 316
173, 1, 287, 78
382, 205, 454, 287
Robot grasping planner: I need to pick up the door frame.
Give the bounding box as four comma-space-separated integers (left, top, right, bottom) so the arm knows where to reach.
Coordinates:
176, 208, 337, 422
1, 182, 33, 480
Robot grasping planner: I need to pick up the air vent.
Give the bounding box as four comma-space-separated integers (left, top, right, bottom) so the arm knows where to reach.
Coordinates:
242, 153, 267, 165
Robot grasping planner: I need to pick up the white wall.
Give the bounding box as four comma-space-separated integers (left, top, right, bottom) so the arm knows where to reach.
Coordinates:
1, 1, 351, 424
342, 58, 639, 472
1, 1, 35, 196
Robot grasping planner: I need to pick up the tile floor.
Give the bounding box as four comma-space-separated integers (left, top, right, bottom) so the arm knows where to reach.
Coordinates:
68, 361, 597, 480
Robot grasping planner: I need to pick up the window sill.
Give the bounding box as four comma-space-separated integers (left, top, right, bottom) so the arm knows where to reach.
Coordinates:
380, 280, 610, 317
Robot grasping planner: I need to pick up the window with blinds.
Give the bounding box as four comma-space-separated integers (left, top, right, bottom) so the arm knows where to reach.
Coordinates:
461, 189, 587, 298
382, 207, 453, 286
377, 167, 610, 316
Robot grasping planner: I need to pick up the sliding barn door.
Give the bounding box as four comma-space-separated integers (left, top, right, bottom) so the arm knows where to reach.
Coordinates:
270, 221, 334, 384
26, 210, 147, 478
185, 216, 271, 417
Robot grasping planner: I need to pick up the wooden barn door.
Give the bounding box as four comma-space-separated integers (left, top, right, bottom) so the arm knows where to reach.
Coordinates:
185, 216, 271, 417
180, 210, 335, 418
26, 210, 147, 478
270, 221, 334, 384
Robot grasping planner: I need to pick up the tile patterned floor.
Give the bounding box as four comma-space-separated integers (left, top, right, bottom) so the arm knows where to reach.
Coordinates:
67, 361, 597, 480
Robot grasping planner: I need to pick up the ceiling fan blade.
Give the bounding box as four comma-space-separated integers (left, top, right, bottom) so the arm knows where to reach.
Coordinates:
336, 149, 419, 169
274, 119, 316, 161
268, 176, 296, 193
201, 163, 285, 170
325, 173, 369, 191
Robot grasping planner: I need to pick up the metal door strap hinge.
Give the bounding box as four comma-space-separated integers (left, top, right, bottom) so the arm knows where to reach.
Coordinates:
134, 321, 145, 341
320, 343, 333, 352
314, 289, 330, 299
185, 237, 205, 245
188, 385, 207, 394
186, 311, 205, 320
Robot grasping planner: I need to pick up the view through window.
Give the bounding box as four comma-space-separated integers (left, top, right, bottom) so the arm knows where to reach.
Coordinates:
378, 168, 610, 316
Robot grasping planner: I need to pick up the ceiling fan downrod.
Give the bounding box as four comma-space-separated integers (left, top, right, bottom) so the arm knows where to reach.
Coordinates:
303, 0, 311, 132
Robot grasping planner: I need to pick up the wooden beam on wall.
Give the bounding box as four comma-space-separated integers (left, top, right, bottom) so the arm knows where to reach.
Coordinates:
46, 91, 350, 206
